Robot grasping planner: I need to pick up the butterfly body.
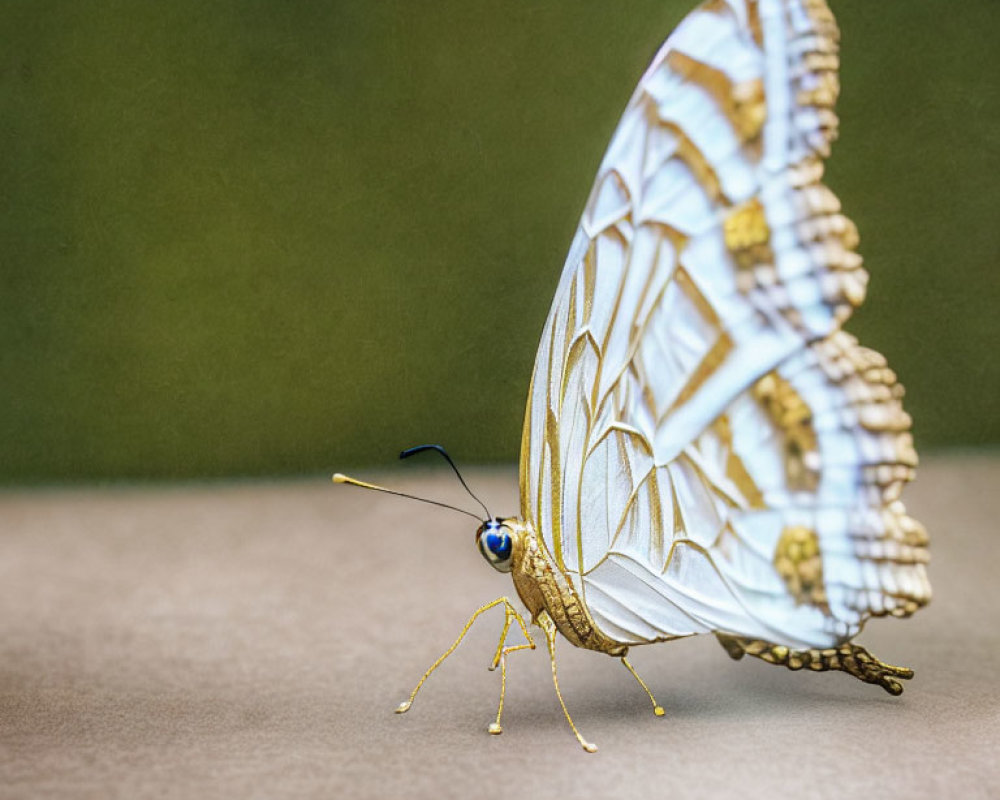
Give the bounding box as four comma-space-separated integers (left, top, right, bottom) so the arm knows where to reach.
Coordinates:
487, 517, 633, 656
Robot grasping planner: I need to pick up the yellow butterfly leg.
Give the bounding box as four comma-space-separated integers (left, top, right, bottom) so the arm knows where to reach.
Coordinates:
395, 597, 529, 716
537, 611, 598, 753
487, 603, 535, 735
620, 657, 665, 717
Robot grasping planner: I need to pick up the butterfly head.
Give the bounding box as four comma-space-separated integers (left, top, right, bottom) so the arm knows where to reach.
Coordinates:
476, 518, 516, 573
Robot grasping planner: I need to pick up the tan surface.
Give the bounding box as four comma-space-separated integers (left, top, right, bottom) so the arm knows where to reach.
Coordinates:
0, 454, 997, 799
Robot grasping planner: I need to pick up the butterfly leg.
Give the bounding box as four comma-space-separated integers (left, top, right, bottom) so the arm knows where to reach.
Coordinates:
537, 610, 598, 753
716, 634, 914, 695
620, 657, 665, 717
396, 596, 524, 715
486, 601, 535, 735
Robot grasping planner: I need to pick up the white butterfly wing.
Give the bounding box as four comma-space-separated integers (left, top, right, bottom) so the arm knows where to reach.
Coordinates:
519, 0, 930, 651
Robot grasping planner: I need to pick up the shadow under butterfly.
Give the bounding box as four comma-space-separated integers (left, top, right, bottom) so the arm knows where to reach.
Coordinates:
336, 0, 931, 753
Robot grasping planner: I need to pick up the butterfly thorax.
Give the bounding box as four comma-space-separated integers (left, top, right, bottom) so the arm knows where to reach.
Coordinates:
506, 518, 629, 657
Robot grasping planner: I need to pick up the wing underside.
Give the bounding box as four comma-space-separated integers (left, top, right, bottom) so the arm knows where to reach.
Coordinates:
519, 0, 929, 650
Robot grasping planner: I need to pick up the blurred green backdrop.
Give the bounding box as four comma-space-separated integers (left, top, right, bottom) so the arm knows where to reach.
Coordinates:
1, 0, 997, 484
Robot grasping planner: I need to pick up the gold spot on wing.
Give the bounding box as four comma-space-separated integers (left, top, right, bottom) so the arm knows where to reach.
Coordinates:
751, 371, 820, 492
774, 525, 828, 608
724, 197, 773, 276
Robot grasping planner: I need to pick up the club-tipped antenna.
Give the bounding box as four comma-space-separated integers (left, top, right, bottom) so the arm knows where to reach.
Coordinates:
333, 474, 483, 522
399, 444, 491, 520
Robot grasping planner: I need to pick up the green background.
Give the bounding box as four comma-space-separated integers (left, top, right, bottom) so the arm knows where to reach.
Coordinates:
1, 1, 996, 484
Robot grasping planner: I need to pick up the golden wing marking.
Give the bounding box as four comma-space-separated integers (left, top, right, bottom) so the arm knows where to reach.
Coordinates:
666, 51, 766, 142
676, 445, 746, 512
544, 407, 563, 570
669, 125, 725, 205
751, 370, 820, 491
582, 242, 598, 322
708, 415, 767, 509
774, 525, 828, 608
561, 332, 601, 413
657, 263, 735, 422
746, 0, 764, 49
724, 198, 772, 276
646, 261, 736, 426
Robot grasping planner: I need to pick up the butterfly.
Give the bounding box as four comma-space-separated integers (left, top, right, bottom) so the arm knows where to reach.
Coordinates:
336, 0, 931, 752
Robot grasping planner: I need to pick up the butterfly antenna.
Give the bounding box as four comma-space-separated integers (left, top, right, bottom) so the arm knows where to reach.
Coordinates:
333, 474, 483, 522
399, 444, 492, 520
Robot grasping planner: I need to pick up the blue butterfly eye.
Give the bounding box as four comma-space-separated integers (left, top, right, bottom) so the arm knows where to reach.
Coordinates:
486, 532, 512, 560
477, 522, 514, 573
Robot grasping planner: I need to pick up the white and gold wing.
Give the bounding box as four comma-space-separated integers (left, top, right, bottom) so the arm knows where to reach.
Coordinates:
519, 0, 930, 651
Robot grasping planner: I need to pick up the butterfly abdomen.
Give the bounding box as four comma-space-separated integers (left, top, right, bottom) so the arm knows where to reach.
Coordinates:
509, 519, 630, 657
